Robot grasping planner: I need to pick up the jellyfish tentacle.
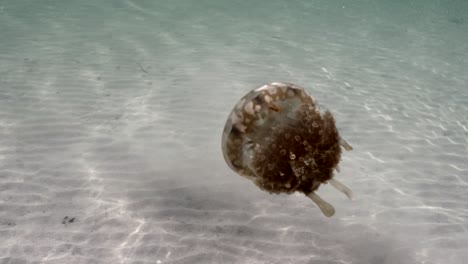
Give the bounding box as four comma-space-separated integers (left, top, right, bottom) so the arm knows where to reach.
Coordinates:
307, 192, 335, 217
329, 178, 353, 200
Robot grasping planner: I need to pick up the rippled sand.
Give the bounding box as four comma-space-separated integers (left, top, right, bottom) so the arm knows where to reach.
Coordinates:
1, 1, 467, 263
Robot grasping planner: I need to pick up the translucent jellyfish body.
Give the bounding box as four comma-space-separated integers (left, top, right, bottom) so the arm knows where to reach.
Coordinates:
221, 82, 353, 217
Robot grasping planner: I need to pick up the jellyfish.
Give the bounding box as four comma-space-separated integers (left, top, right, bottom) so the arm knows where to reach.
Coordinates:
221, 82, 353, 217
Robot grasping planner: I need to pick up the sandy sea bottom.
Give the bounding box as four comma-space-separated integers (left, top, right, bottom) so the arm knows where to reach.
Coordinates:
0, 1, 467, 263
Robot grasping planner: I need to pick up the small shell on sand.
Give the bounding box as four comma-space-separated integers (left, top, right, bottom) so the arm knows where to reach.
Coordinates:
221, 82, 353, 217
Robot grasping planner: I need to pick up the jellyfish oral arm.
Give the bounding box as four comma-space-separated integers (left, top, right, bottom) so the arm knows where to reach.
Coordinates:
307, 192, 336, 217
329, 178, 353, 200
335, 165, 341, 173
339, 138, 353, 151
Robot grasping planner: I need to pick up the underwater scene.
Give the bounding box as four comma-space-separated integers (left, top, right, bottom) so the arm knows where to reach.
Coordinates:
1, 0, 467, 263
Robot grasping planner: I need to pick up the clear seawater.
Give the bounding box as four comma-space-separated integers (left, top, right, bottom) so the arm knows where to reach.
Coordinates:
0, 1, 467, 263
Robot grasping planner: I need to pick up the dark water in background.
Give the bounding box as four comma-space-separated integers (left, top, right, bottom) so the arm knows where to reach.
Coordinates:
0, 1, 467, 263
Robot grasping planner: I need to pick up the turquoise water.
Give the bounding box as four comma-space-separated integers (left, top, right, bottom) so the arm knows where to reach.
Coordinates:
1, 1, 467, 263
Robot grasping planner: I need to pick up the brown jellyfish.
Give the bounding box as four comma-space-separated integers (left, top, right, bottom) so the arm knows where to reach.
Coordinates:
221, 82, 353, 217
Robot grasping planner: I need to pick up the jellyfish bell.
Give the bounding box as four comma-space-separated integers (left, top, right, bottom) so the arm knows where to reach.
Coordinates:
221, 82, 353, 217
